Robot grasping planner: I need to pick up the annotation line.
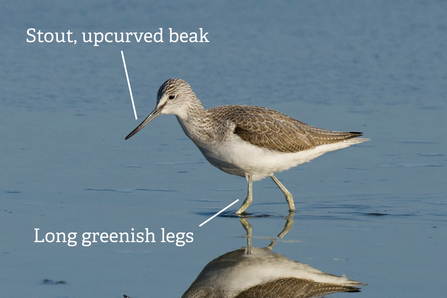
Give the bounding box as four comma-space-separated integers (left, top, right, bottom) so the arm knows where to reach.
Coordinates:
199, 199, 239, 227
121, 51, 137, 120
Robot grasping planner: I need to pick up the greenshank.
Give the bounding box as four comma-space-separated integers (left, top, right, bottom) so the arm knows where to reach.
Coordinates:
125, 78, 368, 214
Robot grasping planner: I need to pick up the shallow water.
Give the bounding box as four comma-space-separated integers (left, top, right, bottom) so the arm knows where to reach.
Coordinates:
1, 1, 446, 297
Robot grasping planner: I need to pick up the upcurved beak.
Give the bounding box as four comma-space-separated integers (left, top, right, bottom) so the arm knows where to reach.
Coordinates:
125, 107, 162, 140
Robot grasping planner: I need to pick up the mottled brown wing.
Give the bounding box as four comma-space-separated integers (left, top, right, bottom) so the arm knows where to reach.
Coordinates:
210, 105, 362, 153
235, 277, 361, 298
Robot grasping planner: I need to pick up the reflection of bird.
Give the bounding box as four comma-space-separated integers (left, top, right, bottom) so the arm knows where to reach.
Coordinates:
125, 78, 369, 214
181, 215, 364, 298
182, 247, 362, 298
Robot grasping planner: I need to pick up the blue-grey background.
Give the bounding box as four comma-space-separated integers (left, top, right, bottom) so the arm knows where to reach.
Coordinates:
1, 0, 446, 297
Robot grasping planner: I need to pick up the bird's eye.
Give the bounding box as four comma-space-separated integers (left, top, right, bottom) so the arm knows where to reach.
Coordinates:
168, 95, 176, 100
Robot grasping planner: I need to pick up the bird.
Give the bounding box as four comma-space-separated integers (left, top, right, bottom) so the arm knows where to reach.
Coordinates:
125, 78, 369, 215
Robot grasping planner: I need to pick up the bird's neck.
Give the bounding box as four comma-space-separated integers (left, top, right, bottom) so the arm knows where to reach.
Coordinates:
175, 98, 215, 146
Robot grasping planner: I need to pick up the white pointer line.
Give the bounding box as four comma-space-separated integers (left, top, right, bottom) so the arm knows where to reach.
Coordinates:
121, 51, 138, 120
199, 199, 239, 227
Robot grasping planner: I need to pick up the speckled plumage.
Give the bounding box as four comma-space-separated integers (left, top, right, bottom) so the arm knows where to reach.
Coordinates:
125, 78, 369, 214
207, 105, 362, 153
235, 277, 360, 298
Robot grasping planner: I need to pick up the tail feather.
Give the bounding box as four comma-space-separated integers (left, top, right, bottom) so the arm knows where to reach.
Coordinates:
306, 129, 367, 146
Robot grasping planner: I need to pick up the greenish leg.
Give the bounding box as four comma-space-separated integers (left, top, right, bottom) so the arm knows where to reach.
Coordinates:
270, 175, 295, 212
236, 174, 253, 215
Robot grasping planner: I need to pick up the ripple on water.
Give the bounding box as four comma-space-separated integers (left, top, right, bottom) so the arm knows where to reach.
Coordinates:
380, 163, 442, 168
84, 188, 176, 193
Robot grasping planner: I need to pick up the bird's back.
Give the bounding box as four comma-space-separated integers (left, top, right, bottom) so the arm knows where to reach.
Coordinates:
207, 105, 363, 153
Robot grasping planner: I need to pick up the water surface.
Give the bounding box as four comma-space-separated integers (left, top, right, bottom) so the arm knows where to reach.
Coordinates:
1, 1, 446, 297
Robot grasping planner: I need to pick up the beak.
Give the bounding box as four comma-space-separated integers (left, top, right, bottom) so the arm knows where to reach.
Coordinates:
125, 107, 162, 140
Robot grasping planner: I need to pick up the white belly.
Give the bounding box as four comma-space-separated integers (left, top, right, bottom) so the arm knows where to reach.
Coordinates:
194, 134, 367, 181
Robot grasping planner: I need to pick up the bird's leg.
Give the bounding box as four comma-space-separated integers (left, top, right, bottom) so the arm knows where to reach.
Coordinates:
236, 174, 253, 215
270, 175, 295, 212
